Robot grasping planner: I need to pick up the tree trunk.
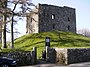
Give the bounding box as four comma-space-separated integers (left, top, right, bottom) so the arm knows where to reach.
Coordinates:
1, 0, 7, 49
2, 15, 7, 48
10, 14, 14, 48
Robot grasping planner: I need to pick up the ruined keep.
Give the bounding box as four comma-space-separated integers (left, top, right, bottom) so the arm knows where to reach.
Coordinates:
26, 4, 76, 34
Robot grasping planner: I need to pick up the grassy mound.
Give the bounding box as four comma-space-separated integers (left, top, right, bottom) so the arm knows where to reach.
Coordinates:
14, 31, 90, 57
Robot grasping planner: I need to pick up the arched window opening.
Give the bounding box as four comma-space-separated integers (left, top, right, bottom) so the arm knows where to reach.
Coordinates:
52, 14, 55, 19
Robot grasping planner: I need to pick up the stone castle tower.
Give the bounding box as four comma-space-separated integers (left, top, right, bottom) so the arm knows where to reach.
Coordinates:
26, 4, 76, 34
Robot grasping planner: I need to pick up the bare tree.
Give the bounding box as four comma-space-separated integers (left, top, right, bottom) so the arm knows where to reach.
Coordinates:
0, 0, 35, 48
8, 0, 35, 48
0, 0, 8, 48
77, 28, 90, 37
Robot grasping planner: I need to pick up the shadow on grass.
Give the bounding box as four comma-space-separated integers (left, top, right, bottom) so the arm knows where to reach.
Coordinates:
51, 38, 90, 47
14, 35, 45, 45
20, 41, 45, 48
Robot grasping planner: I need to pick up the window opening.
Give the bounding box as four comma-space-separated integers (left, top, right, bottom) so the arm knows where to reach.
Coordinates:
68, 17, 70, 21
53, 24, 55, 29
68, 25, 70, 30
52, 14, 55, 19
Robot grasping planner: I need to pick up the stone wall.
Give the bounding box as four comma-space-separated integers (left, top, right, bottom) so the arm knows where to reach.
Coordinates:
67, 48, 90, 64
46, 47, 90, 65
46, 46, 56, 63
26, 9, 39, 34
55, 48, 67, 64
0, 51, 31, 66
0, 47, 37, 66
26, 4, 76, 34
39, 4, 76, 33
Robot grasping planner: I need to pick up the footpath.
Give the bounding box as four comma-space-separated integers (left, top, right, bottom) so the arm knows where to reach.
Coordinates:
20, 62, 90, 67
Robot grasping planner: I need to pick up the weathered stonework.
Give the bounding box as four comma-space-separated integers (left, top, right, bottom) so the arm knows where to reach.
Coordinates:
67, 48, 90, 64
26, 4, 76, 34
45, 47, 90, 65
0, 51, 32, 66
0, 47, 37, 66
46, 46, 56, 63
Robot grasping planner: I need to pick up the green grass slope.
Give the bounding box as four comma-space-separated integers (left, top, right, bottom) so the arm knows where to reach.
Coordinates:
14, 31, 90, 57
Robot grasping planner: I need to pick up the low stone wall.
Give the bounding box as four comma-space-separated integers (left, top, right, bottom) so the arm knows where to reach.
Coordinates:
67, 48, 90, 64
55, 48, 67, 64
46, 47, 90, 64
46, 47, 56, 63
0, 47, 37, 66
0, 51, 32, 65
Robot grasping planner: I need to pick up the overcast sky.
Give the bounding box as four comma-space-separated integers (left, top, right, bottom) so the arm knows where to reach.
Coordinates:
7, 0, 90, 41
